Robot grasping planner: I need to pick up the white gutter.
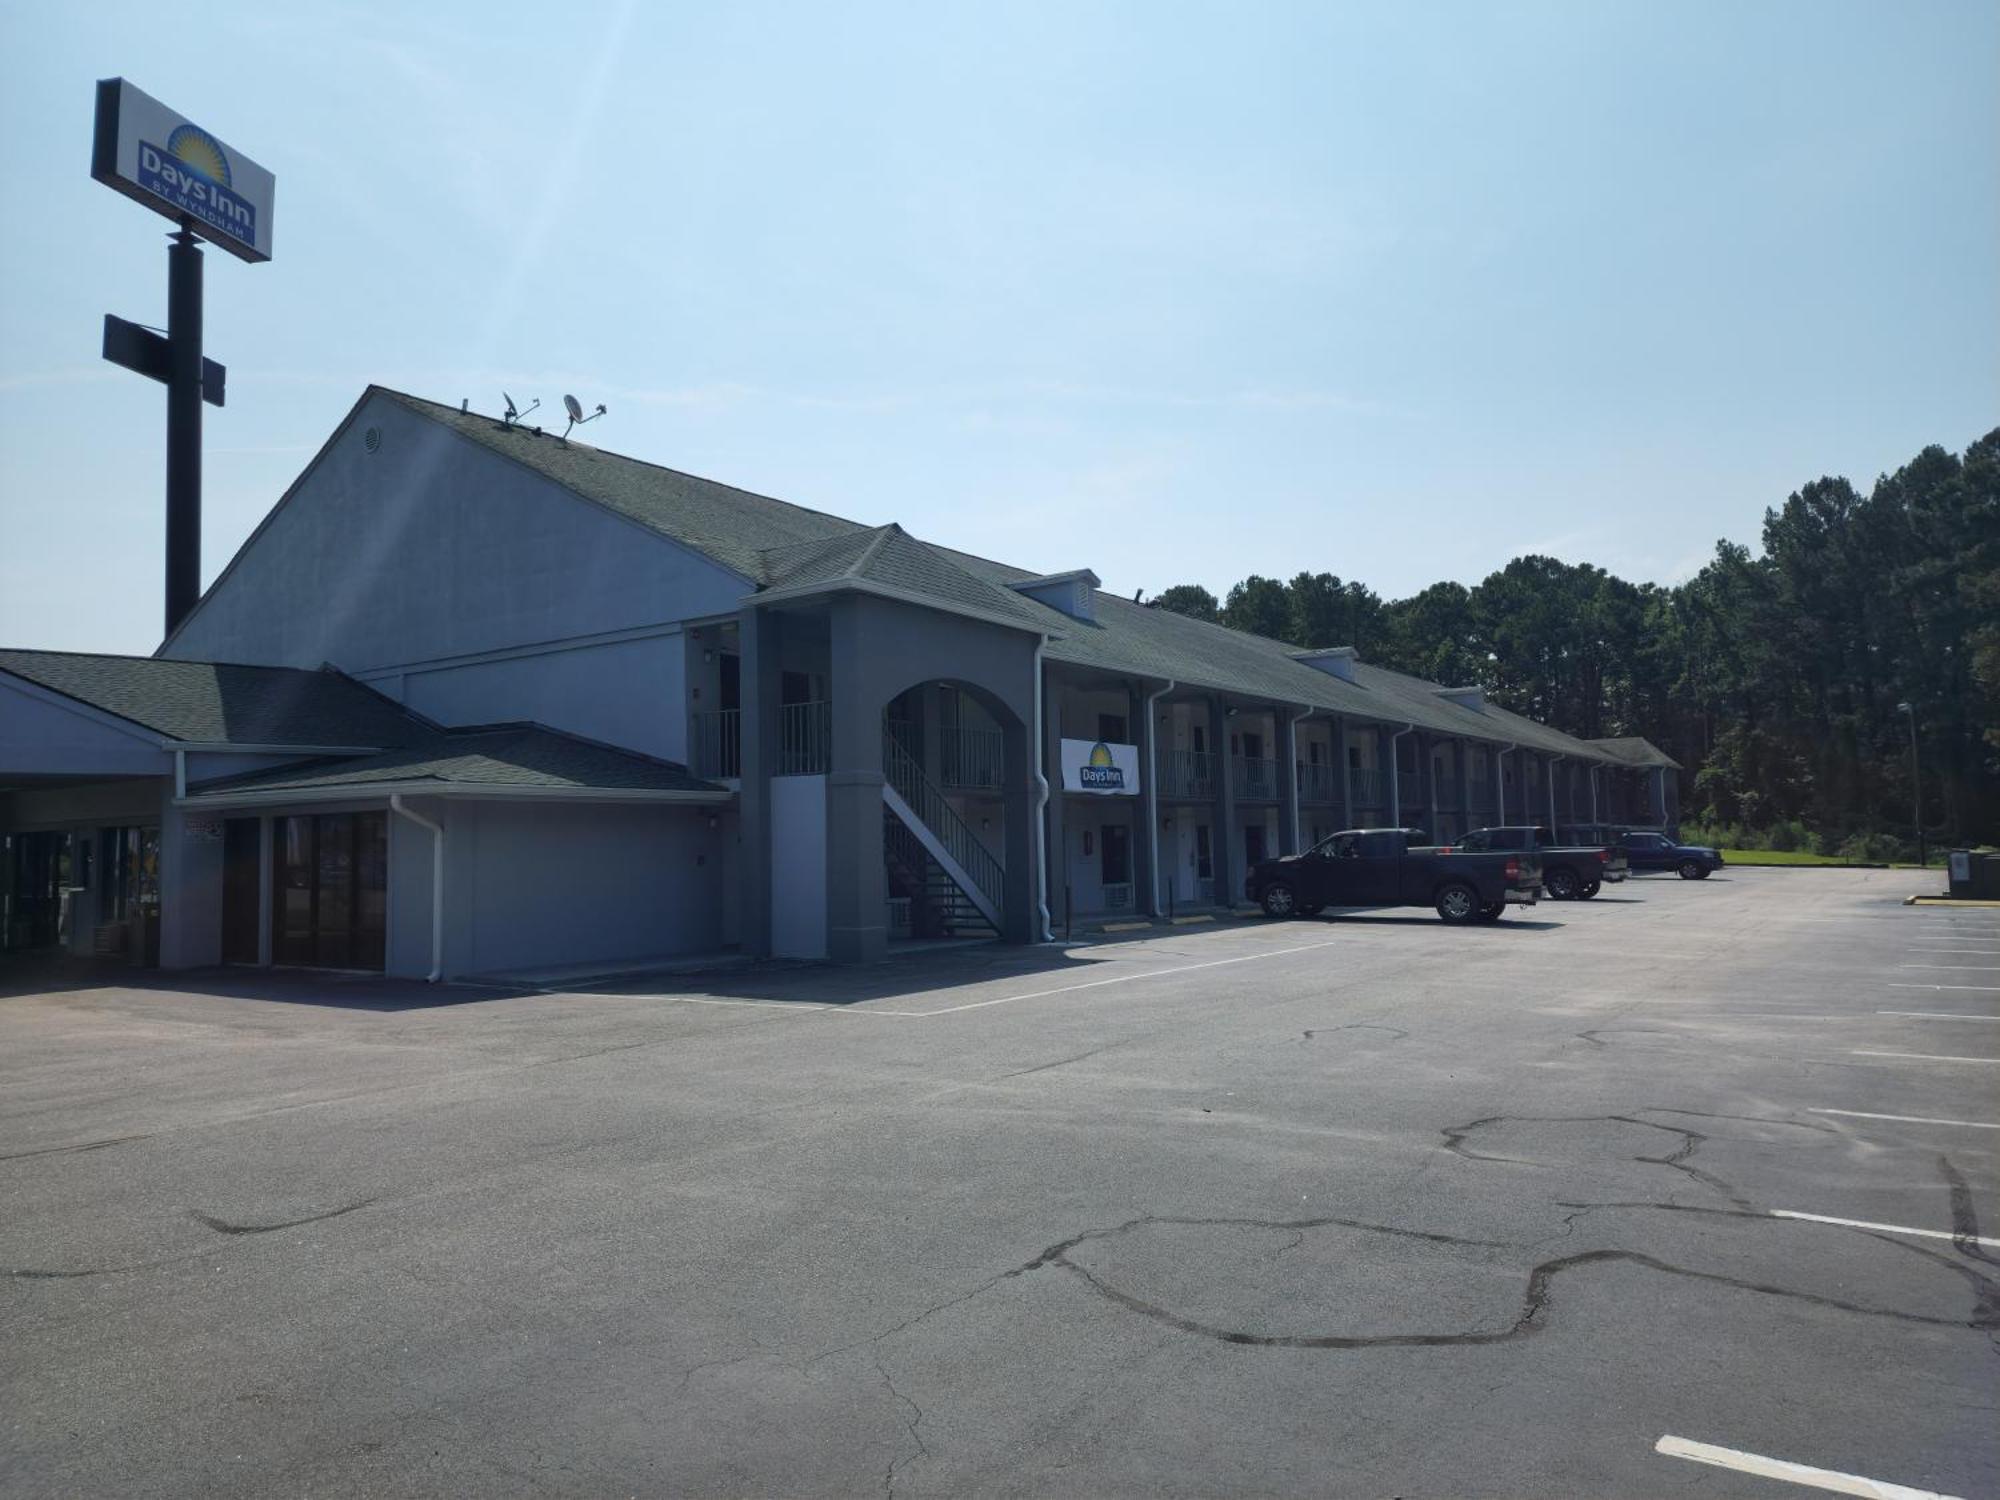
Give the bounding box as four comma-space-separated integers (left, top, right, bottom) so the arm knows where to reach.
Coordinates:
1285, 703, 1312, 854
388, 794, 445, 983
1031, 638, 1052, 941
1386, 723, 1416, 827
1144, 678, 1176, 917
177, 782, 734, 810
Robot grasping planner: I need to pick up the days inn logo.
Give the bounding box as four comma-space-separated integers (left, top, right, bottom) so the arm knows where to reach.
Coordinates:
137, 123, 256, 244
1079, 741, 1126, 790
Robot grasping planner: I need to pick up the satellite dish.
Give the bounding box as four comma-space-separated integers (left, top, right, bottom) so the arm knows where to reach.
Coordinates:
558, 393, 608, 444
500, 391, 538, 428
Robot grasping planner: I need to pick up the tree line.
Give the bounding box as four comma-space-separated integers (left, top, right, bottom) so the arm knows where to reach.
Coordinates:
1149, 428, 1999, 855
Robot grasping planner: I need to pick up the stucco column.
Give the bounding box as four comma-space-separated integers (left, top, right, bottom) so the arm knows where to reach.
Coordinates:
1334, 715, 1353, 828
825, 596, 886, 963
1213, 697, 1238, 906
736, 605, 781, 959
155, 786, 222, 970
1042, 676, 1067, 934
1456, 739, 1474, 833
1279, 708, 1303, 855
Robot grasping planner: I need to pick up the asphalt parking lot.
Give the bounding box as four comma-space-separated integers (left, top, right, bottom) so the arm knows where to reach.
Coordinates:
3, 867, 1995, 1498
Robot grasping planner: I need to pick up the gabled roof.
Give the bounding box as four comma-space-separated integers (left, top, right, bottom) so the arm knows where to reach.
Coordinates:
378, 390, 866, 583
185, 723, 728, 801
757, 524, 1052, 632
367, 390, 1654, 766
1586, 736, 1682, 770
0, 649, 427, 748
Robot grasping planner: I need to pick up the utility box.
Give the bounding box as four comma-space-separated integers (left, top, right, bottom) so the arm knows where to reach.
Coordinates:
1978, 853, 2000, 899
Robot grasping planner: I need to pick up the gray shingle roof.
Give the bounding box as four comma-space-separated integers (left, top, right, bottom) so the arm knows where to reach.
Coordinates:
380, 390, 865, 583
0, 649, 427, 748
378, 390, 1644, 766
1586, 736, 1682, 770
187, 724, 727, 799
759, 524, 1051, 631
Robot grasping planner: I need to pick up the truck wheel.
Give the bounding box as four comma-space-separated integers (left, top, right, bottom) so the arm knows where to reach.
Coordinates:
1475, 902, 1505, 923
1546, 868, 1579, 900
1435, 883, 1479, 924
1260, 883, 1297, 918
1579, 880, 1601, 899
1678, 860, 1702, 880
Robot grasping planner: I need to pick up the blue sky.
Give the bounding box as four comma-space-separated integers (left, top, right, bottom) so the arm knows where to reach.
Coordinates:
2, 0, 1994, 654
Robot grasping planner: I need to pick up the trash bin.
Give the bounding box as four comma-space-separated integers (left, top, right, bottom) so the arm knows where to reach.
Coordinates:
1947, 851, 1975, 898
1977, 853, 2000, 899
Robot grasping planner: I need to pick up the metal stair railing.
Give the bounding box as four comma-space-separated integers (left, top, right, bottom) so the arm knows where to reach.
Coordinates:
882, 732, 1003, 929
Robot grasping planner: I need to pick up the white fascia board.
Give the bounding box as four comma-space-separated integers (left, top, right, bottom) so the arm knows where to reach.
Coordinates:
179, 781, 734, 810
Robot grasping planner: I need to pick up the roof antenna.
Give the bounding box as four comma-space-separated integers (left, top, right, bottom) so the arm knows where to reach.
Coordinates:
1133, 587, 1144, 603
501, 391, 540, 429
559, 393, 607, 445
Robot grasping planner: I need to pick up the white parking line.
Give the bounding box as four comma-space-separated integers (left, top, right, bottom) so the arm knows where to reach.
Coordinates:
1898, 964, 2000, 971
1770, 1209, 2000, 1247
1850, 1050, 2000, 1064
1809, 1108, 2000, 1130
1654, 1435, 1963, 1499
1876, 1011, 2000, 1021
861, 937, 1350, 1018
1887, 983, 2000, 992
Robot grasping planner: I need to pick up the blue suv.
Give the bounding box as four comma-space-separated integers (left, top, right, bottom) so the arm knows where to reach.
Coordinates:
1619, 830, 1724, 880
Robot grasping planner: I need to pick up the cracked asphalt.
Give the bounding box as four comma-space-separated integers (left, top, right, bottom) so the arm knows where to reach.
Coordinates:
3, 868, 1996, 1497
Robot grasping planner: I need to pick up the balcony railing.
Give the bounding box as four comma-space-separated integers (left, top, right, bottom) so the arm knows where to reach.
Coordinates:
940, 725, 1004, 791
1233, 756, 1281, 801
1162, 748, 1215, 800
1297, 761, 1339, 805
1350, 767, 1386, 808
777, 700, 832, 776
690, 708, 741, 779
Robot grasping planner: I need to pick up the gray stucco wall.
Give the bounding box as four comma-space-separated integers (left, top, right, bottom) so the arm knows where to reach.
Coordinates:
372, 629, 690, 764
440, 800, 725, 977
162, 393, 746, 683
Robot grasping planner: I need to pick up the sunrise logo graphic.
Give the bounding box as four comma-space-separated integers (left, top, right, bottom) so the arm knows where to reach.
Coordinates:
164, 123, 231, 187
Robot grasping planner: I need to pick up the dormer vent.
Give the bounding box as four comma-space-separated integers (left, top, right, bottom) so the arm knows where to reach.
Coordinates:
1290, 646, 1360, 683
1011, 569, 1101, 623
1435, 685, 1485, 711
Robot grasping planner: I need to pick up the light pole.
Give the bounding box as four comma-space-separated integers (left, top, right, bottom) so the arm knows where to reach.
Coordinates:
1896, 701, 1924, 866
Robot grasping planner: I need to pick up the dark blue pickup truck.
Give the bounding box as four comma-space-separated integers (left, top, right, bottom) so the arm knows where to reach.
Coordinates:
1612, 829, 1723, 879
1247, 828, 1543, 924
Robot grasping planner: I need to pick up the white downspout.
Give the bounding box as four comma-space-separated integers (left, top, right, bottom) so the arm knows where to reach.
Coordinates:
1285, 704, 1312, 853
1496, 743, 1518, 824
389, 794, 444, 982
1589, 763, 1599, 822
1145, 678, 1176, 918
1547, 754, 1563, 830
174, 748, 186, 800
1031, 639, 1052, 941
1387, 723, 1416, 828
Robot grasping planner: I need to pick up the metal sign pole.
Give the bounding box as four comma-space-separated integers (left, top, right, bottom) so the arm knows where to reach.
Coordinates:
164, 225, 204, 635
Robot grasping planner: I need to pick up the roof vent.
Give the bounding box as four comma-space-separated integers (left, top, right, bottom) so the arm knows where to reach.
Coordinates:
1435, 685, 1484, 711
1010, 569, 1101, 623
1290, 646, 1360, 683
362, 426, 382, 454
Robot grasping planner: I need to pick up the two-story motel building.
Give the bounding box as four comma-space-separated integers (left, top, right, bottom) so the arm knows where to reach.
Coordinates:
1, 389, 1680, 978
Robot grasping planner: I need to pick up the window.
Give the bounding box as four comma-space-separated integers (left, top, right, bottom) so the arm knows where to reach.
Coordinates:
1457, 831, 1489, 852
1097, 712, 1128, 744
780, 670, 813, 706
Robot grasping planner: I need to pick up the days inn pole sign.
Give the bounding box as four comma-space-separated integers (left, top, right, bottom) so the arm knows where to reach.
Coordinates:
91, 79, 275, 637
91, 79, 275, 262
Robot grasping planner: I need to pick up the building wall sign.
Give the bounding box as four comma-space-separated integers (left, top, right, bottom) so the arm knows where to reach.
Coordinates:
92, 78, 276, 262
1060, 738, 1140, 795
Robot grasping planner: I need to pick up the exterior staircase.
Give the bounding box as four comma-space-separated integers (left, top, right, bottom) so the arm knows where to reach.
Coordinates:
881, 731, 1003, 936
884, 813, 996, 938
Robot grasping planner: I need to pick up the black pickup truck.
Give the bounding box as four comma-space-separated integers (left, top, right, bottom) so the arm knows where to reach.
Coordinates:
1454, 825, 1628, 900
1247, 828, 1544, 924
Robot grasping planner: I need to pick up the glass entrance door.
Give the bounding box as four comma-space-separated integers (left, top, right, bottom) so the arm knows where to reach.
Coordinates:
272, 812, 388, 970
